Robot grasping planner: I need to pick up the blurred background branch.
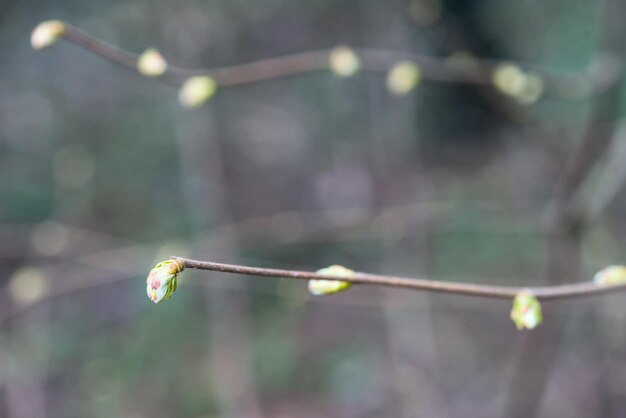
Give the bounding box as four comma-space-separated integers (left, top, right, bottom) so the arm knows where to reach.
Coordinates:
45, 21, 618, 99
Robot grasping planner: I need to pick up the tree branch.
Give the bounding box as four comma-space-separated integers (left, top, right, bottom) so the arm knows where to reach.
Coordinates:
173, 256, 626, 301
52, 22, 599, 96
60, 23, 489, 86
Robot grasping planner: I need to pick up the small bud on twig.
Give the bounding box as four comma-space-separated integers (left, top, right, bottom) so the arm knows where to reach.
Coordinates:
386, 61, 421, 96
178, 76, 217, 108
308, 265, 354, 296
137, 48, 168, 77
144, 256, 626, 306
329, 46, 360, 77
593, 265, 626, 286
492, 63, 544, 105
510, 290, 542, 330
31, 20, 65, 50
146, 259, 184, 303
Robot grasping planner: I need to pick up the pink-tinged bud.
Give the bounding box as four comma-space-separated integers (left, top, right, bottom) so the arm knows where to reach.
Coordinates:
146, 259, 184, 304
31, 20, 65, 50
510, 290, 542, 330
308, 265, 354, 296
137, 48, 168, 77
593, 265, 626, 286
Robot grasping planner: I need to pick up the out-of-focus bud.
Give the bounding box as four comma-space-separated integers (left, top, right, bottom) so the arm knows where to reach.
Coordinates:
514, 73, 544, 105
31, 20, 65, 50
510, 290, 542, 330
9, 267, 49, 307
386, 61, 421, 96
146, 259, 184, 303
329, 46, 360, 77
308, 265, 354, 296
178, 76, 217, 108
593, 265, 626, 286
137, 48, 168, 77
493, 63, 526, 95
492, 63, 544, 105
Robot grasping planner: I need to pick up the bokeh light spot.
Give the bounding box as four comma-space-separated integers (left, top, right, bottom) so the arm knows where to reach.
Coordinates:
9, 267, 49, 307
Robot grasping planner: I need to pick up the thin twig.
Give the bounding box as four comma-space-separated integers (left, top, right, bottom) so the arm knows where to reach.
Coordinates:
173, 256, 625, 301
60, 24, 489, 86
57, 22, 591, 95
550, 53, 624, 227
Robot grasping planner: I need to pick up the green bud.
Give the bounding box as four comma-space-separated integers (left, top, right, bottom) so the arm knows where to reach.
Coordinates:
492, 63, 544, 105
178, 76, 217, 108
510, 290, 542, 330
146, 259, 184, 303
308, 264, 354, 296
493, 63, 526, 95
329, 46, 360, 77
31, 20, 65, 50
137, 48, 168, 77
386, 61, 421, 96
593, 265, 626, 286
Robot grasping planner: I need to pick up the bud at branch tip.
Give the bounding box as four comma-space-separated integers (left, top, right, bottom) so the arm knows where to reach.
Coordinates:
146, 258, 184, 304
31, 20, 65, 50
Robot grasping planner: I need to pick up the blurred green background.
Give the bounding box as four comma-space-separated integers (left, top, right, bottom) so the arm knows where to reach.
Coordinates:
2, 0, 626, 417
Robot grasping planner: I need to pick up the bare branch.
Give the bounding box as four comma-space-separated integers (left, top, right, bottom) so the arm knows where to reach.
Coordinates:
51, 22, 601, 97
174, 256, 626, 301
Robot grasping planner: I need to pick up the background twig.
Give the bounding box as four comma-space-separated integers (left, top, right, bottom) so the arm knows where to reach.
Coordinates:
57, 22, 602, 96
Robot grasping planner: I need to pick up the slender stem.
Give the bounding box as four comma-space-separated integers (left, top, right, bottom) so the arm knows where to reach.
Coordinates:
60, 24, 491, 86
173, 256, 626, 301
62, 26, 183, 85
58, 23, 587, 94
62, 26, 138, 69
